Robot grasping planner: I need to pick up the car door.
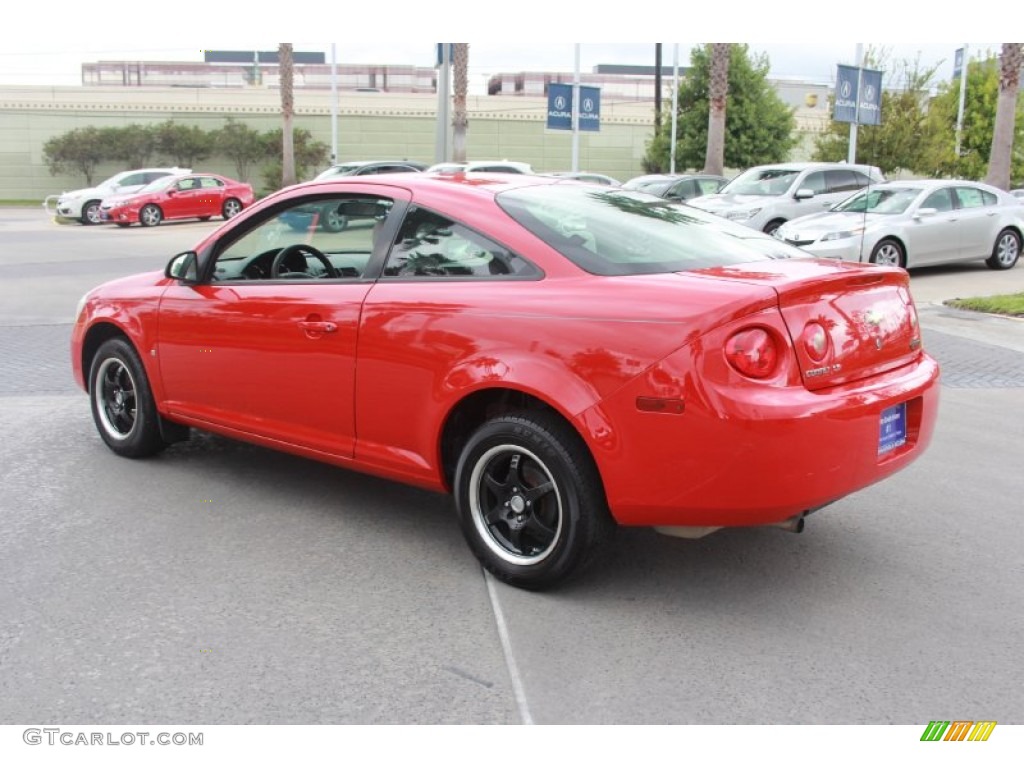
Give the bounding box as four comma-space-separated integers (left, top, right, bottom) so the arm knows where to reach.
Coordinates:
196, 176, 227, 218
163, 176, 204, 219
156, 188, 412, 458
952, 186, 999, 260
905, 187, 960, 266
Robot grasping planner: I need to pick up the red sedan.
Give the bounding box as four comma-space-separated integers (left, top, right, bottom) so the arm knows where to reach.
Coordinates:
100, 172, 254, 227
71, 174, 940, 589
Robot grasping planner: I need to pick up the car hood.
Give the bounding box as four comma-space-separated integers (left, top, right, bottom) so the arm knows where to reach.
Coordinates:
60, 183, 116, 199
103, 191, 147, 206
688, 193, 775, 211
780, 211, 888, 235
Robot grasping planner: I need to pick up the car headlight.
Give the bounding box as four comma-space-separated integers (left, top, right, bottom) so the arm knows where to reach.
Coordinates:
821, 228, 865, 242
75, 290, 91, 321
724, 208, 761, 221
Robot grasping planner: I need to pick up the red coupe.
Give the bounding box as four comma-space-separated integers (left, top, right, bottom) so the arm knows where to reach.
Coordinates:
72, 174, 940, 589
100, 172, 254, 227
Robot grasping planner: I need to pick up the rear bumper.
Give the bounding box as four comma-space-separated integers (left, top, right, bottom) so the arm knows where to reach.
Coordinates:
578, 351, 940, 528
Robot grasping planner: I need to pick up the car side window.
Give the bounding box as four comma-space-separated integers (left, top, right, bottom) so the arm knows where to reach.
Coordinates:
697, 178, 726, 195
954, 187, 985, 209
199, 177, 224, 189
176, 178, 198, 191
825, 170, 859, 193
802, 172, 828, 194
119, 173, 146, 187
667, 180, 696, 200
211, 195, 394, 281
922, 189, 953, 212
383, 207, 539, 279
143, 172, 168, 184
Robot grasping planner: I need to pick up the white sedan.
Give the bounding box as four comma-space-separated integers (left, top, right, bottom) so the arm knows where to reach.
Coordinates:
775, 180, 1023, 270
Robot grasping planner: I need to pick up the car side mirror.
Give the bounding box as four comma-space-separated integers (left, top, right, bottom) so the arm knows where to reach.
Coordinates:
794, 188, 815, 200
166, 251, 198, 283
915, 207, 938, 218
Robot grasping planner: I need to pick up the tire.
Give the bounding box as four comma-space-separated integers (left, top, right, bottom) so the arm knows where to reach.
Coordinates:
870, 238, 905, 268
222, 198, 242, 219
115, 223, 130, 228
454, 412, 615, 590
199, 216, 211, 222
139, 204, 163, 227
762, 219, 785, 236
320, 206, 348, 233
88, 338, 169, 458
986, 228, 1021, 270
81, 200, 102, 225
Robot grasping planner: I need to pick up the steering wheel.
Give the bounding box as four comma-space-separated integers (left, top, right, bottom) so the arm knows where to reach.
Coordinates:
270, 244, 338, 279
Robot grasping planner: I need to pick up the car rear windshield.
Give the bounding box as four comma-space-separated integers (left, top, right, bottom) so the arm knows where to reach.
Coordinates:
495, 186, 805, 276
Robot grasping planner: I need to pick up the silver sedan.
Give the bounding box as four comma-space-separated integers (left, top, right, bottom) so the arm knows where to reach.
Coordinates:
775, 180, 1024, 270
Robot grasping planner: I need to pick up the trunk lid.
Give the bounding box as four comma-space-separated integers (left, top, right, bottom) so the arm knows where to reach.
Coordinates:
690, 260, 923, 390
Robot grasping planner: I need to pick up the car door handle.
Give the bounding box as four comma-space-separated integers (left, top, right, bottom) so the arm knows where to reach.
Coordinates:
298, 321, 337, 333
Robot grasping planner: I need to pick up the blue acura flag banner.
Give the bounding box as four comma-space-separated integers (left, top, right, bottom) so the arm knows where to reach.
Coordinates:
547, 83, 601, 131
833, 64, 860, 123
834, 65, 883, 125
857, 68, 883, 126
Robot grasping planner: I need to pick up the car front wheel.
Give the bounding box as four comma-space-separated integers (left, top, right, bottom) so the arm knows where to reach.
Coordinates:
88, 338, 169, 458
870, 238, 905, 268
139, 204, 163, 227
81, 200, 102, 225
986, 228, 1021, 270
454, 412, 614, 590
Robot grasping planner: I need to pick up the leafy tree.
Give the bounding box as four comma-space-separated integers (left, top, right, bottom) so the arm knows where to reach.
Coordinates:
260, 127, 329, 192
644, 44, 796, 173
813, 52, 940, 175
915, 50, 1024, 181
42, 127, 106, 184
216, 117, 269, 182
154, 120, 214, 168
102, 124, 157, 168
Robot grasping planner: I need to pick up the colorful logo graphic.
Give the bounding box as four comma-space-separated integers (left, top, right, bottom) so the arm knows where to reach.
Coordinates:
920, 721, 997, 742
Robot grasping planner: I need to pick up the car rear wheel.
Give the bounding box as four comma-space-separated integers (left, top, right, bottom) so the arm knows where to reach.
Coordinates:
870, 238, 905, 268
88, 338, 169, 458
222, 198, 242, 219
454, 412, 614, 590
81, 200, 102, 225
986, 228, 1021, 270
321, 207, 348, 232
139, 204, 163, 227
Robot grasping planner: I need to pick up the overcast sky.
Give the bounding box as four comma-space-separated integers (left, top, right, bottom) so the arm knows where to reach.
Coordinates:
0, 2, 1004, 89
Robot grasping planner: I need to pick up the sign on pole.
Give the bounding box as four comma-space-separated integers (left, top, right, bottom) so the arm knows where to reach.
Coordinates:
953, 47, 964, 79
547, 83, 601, 131
833, 64, 860, 124
834, 64, 882, 125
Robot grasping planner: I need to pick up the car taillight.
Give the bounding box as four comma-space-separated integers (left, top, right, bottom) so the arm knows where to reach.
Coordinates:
724, 328, 779, 379
800, 322, 830, 362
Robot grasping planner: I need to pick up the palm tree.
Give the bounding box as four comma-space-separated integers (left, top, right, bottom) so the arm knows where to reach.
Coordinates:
984, 43, 1022, 190
453, 44, 469, 163
279, 43, 296, 187
704, 43, 731, 175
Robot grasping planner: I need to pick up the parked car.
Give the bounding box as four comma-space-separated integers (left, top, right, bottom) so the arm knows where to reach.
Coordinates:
623, 173, 729, 201
100, 173, 254, 227
44, 167, 190, 225
546, 171, 621, 186
72, 175, 939, 589
689, 162, 885, 235
314, 160, 428, 181
774, 179, 1024, 270
1011, 189, 1024, 200
426, 161, 534, 174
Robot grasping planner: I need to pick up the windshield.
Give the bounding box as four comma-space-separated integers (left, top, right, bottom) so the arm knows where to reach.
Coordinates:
139, 176, 179, 193
496, 186, 805, 276
623, 179, 673, 196
722, 168, 800, 196
833, 187, 920, 214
